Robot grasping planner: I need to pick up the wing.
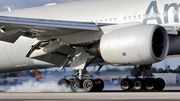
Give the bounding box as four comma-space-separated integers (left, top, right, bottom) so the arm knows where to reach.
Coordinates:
0, 16, 105, 70
0, 16, 100, 43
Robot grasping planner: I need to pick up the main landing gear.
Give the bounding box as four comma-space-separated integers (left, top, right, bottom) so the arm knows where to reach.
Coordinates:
58, 47, 104, 92
58, 70, 104, 92
121, 65, 165, 91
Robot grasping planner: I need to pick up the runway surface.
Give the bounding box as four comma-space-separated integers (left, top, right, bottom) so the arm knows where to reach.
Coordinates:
0, 85, 179, 101
0, 91, 180, 101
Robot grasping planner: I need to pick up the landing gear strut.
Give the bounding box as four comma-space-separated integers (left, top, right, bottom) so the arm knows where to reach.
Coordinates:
121, 65, 165, 91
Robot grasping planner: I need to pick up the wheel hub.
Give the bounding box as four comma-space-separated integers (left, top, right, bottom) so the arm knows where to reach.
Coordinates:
86, 82, 91, 88
146, 81, 153, 89
84, 81, 92, 90
122, 81, 129, 89
134, 80, 142, 90
72, 82, 78, 89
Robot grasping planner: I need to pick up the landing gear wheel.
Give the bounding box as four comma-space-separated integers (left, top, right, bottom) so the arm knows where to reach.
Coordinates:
94, 78, 104, 92
133, 78, 144, 91
83, 79, 95, 92
155, 78, 165, 90
58, 79, 69, 87
145, 78, 155, 91
121, 78, 133, 91
70, 79, 82, 92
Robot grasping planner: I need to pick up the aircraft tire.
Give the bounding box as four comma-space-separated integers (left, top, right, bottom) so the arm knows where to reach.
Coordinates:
121, 78, 133, 91
70, 79, 82, 92
155, 78, 165, 90
58, 79, 69, 87
133, 78, 144, 91
144, 78, 155, 91
83, 79, 95, 92
94, 78, 104, 92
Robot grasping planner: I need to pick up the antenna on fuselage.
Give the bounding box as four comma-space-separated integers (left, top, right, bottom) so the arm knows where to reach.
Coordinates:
7, 6, 11, 11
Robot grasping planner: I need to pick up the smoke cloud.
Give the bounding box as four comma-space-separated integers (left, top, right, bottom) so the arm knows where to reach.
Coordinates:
6, 80, 85, 92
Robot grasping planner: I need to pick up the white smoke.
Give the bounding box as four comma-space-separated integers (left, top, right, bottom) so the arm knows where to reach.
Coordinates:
5, 80, 79, 92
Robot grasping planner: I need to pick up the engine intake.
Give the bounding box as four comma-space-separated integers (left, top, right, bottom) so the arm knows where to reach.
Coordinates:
98, 24, 169, 66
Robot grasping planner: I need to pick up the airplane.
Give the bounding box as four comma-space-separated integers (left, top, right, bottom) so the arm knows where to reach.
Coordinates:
0, 0, 179, 92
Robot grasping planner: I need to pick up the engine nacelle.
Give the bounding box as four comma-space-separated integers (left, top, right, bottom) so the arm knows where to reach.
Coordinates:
99, 24, 169, 66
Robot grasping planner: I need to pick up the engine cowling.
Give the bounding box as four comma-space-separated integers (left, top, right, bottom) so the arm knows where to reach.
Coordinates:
99, 24, 169, 66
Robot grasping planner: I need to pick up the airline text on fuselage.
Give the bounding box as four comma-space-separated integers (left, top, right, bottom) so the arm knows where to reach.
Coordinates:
143, 1, 180, 24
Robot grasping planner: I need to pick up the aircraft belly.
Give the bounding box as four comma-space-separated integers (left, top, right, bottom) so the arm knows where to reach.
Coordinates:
5, 45, 30, 67
0, 41, 50, 73
0, 59, 14, 71
0, 42, 13, 69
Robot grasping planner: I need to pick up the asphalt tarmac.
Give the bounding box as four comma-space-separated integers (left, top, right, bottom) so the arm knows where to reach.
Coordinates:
0, 91, 180, 101
0, 85, 179, 101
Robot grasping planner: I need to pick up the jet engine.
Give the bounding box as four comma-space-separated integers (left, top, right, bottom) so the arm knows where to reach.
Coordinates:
90, 24, 169, 66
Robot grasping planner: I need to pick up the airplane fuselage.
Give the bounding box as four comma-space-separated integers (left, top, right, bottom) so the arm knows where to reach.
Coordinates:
0, 0, 180, 73
0, 0, 179, 24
